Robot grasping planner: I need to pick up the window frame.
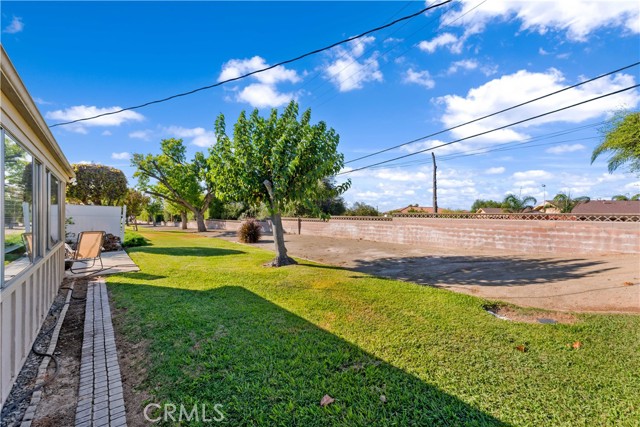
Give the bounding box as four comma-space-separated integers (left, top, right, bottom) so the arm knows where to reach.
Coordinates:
2, 128, 41, 288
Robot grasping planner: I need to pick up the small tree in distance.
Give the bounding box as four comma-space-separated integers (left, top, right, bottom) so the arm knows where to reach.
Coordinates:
124, 189, 149, 231
210, 101, 350, 267
502, 194, 537, 213
346, 202, 379, 216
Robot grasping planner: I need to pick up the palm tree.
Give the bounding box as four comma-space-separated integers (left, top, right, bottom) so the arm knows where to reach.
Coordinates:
612, 194, 640, 201
502, 194, 537, 213
552, 192, 590, 213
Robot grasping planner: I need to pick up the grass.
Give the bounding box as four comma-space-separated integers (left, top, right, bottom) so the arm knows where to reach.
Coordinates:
108, 230, 640, 426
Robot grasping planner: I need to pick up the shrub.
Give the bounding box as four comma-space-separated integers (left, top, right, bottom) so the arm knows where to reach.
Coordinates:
123, 230, 149, 248
238, 219, 262, 243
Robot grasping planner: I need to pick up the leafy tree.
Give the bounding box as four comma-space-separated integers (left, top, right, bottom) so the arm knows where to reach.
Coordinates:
124, 189, 149, 230
286, 178, 347, 217
612, 194, 640, 201
592, 110, 640, 174
552, 192, 590, 213
132, 138, 213, 232
144, 198, 164, 226
67, 164, 128, 205
346, 202, 379, 216
470, 199, 502, 212
210, 101, 350, 266
502, 194, 537, 213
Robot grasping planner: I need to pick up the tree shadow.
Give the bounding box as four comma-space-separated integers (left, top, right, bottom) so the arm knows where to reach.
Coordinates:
108, 283, 508, 426
127, 246, 245, 257
349, 255, 617, 287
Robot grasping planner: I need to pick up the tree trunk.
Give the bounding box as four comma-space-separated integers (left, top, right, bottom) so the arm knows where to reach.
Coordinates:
263, 180, 296, 267
195, 211, 207, 232
133, 217, 138, 231
181, 211, 188, 230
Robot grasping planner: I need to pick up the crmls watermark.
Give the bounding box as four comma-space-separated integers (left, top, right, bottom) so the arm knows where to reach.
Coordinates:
144, 403, 225, 423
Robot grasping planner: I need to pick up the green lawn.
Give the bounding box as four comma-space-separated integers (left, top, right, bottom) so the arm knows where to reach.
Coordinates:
108, 230, 640, 426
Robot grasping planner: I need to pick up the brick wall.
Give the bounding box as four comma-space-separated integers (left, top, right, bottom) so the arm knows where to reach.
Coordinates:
207, 217, 640, 255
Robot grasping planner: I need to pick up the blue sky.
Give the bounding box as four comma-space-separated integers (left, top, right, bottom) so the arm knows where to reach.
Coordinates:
2, 1, 639, 210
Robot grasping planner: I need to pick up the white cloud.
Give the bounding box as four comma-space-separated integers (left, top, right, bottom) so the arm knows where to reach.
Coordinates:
442, 0, 639, 42
324, 36, 383, 92
418, 33, 461, 54
164, 126, 216, 147
485, 166, 505, 175
237, 83, 296, 108
218, 56, 300, 108
34, 97, 53, 106
101, 130, 112, 136
218, 56, 300, 85
436, 68, 639, 147
3, 17, 24, 34
512, 170, 553, 180
447, 59, 478, 74
129, 130, 153, 141
539, 47, 550, 55
46, 105, 144, 133
76, 160, 93, 165
403, 68, 435, 89
111, 152, 131, 160
546, 143, 586, 154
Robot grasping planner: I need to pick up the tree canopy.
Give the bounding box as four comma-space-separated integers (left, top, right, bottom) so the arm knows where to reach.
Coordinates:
124, 189, 149, 230
592, 110, 640, 174
345, 202, 379, 216
502, 194, 537, 213
552, 192, 590, 213
210, 101, 350, 266
66, 164, 128, 206
132, 138, 214, 232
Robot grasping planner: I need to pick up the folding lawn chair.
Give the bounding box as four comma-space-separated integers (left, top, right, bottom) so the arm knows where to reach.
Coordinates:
67, 231, 106, 274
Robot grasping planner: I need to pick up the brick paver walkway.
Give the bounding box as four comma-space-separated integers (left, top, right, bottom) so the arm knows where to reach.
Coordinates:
75, 280, 127, 427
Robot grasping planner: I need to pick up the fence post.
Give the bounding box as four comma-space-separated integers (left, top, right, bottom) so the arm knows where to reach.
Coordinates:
298, 217, 301, 235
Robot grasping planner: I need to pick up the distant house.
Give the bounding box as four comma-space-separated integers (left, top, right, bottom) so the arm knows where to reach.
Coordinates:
533, 201, 562, 214
476, 207, 504, 214
392, 205, 434, 214
571, 200, 640, 215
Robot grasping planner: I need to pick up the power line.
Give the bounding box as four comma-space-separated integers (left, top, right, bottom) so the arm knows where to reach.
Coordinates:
379, 121, 606, 169
344, 61, 640, 164
338, 84, 639, 175
312, 0, 487, 110
307, 0, 461, 107
49, 0, 452, 129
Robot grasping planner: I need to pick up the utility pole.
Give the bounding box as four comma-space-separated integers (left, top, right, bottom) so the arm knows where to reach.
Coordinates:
432, 152, 438, 214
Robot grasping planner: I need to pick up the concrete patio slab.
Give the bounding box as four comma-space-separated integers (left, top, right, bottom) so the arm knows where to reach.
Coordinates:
65, 250, 139, 279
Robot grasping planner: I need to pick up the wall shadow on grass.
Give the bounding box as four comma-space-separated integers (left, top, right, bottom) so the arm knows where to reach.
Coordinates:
126, 246, 245, 257
108, 283, 508, 426
347, 255, 616, 287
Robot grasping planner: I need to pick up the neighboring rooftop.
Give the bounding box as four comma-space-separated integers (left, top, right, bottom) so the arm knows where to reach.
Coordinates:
571, 200, 640, 215
476, 207, 504, 214
393, 205, 434, 214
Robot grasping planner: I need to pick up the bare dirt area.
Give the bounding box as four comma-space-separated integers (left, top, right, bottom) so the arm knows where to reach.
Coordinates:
195, 228, 640, 314
31, 279, 87, 427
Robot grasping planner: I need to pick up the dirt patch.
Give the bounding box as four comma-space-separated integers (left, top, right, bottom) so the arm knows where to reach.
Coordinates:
196, 228, 640, 314
31, 279, 87, 427
110, 298, 153, 427
484, 304, 578, 324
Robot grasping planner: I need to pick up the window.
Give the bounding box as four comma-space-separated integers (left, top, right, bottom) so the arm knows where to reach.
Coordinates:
3, 132, 35, 282
47, 172, 61, 250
